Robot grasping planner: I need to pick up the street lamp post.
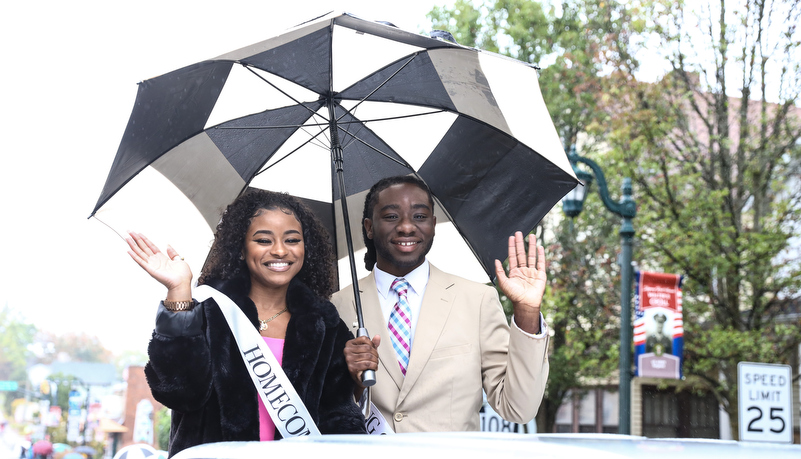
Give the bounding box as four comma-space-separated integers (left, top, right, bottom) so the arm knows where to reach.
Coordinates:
561, 146, 637, 435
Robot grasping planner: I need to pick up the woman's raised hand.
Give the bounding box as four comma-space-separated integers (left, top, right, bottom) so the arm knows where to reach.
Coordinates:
126, 232, 193, 300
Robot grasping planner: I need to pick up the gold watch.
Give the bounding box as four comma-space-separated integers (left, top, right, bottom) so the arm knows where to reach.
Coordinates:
163, 299, 195, 311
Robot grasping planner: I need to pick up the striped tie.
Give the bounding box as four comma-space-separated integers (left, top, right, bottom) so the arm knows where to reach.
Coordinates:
389, 278, 412, 376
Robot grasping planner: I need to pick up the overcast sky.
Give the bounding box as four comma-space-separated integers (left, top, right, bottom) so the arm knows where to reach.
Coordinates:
0, 0, 457, 355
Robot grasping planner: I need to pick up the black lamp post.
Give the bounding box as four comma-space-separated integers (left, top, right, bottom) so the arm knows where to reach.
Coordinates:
561, 145, 637, 435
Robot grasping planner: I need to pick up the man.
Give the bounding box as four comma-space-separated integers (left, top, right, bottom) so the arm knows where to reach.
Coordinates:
645, 313, 672, 355
331, 175, 549, 432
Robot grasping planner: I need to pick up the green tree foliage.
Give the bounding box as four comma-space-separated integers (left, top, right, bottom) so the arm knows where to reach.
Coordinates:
114, 350, 148, 378
604, 0, 801, 439
427, 0, 648, 432
0, 306, 36, 408
47, 372, 82, 414
429, 0, 800, 438
544, 201, 623, 431
429, 0, 499, 51
155, 406, 171, 451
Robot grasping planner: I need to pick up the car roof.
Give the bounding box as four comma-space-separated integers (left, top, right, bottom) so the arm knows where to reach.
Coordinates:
172, 432, 801, 459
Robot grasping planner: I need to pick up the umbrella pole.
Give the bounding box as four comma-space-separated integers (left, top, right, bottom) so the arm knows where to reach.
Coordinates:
328, 101, 376, 389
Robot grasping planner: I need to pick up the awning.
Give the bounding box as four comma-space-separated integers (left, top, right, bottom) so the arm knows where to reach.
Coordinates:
97, 418, 128, 433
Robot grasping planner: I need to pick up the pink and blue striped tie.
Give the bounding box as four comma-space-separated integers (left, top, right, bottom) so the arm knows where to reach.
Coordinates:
389, 278, 412, 376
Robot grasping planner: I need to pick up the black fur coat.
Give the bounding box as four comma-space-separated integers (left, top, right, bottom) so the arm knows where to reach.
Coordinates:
144, 277, 365, 456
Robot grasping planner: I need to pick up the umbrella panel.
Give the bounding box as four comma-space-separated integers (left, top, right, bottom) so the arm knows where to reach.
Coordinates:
74, 445, 98, 455
93, 11, 578, 290
32, 441, 54, 455
112, 444, 157, 459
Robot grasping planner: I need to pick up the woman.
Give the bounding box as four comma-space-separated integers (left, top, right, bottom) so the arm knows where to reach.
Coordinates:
126, 190, 365, 456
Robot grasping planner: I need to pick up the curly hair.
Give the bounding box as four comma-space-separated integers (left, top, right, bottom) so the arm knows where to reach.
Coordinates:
199, 189, 337, 299
361, 175, 434, 271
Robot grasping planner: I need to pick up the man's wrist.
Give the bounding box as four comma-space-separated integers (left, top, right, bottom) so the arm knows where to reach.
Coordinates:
512, 306, 541, 334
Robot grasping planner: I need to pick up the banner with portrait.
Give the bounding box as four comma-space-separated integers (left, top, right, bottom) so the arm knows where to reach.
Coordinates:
633, 271, 684, 379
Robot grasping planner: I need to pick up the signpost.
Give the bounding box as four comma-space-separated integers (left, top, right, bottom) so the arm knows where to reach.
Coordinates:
737, 362, 793, 443
0, 381, 19, 391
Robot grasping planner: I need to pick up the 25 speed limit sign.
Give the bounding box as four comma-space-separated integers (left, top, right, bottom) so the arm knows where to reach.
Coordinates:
738, 362, 794, 443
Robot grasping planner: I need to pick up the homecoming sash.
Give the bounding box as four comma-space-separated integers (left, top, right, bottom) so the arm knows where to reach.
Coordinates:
194, 285, 321, 437
360, 388, 394, 435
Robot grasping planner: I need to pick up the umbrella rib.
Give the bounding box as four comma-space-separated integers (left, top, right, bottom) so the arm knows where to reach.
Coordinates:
216, 110, 446, 130
243, 64, 329, 123
216, 122, 331, 153
253, 124, 330, 177
335, 108, 447, 155
346, 109, 447, 125
342, 131, 409, 168
336, 52, 420, 123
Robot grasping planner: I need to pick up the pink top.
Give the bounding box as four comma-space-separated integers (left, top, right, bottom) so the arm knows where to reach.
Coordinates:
258, 337, 285, 441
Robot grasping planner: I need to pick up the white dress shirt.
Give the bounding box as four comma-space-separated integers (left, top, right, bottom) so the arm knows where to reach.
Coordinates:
371, 260, 546, 345
372, 261, 429, 350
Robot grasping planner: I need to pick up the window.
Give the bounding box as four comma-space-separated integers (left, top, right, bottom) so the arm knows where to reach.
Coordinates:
642, 386, 719, 438
553, 387, 620, 433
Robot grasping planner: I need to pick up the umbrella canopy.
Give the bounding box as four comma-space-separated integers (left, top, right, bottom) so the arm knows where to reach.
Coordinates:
73, 446, 97, 456
32, 440, 54, 455
63, 453, 85, 459
91, 11, 577, 290
52, 444, 71, 453
112, 444, 157, 459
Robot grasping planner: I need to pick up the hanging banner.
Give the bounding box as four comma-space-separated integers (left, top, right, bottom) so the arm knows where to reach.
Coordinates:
633, 271, 684, 379
67, 389, 82, 442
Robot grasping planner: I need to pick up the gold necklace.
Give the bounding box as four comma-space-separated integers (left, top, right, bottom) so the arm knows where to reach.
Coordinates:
258, 307, 288, 331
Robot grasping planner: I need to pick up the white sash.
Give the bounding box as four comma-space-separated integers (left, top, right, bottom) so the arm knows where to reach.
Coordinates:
360, 390, 394, 435
194, 284, 321, 437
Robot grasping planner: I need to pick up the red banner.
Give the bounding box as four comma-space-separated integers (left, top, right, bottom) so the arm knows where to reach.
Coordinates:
634, 271, 684, 379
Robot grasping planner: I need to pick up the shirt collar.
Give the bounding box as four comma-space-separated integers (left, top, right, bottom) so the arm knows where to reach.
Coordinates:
374, 260, 430, 299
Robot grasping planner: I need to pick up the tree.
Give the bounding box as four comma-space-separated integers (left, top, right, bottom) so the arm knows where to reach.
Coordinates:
536, 202, 623, 433
0, 306, 36, 413
604, 0, 801, 439
429, 0, 499, 52
0, 306, 36, 379
431, 0, 801, 438
114, 350, 149, 378
155, 406, 171, 450
428, 0, 650, 432
34, 332, 113, 364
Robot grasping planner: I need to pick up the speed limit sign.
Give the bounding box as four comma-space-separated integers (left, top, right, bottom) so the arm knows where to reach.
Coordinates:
738, 362, 793, 443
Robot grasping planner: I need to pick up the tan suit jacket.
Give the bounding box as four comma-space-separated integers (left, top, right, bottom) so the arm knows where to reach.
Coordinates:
331, 264, 549, 432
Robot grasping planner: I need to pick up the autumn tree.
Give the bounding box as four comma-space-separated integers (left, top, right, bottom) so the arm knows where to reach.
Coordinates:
604, 0, 801, 438
34, 331, 113, 364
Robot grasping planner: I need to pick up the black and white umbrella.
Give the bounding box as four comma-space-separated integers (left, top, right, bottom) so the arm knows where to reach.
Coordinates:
112, 443, 157, 459
91, 11, 577, 342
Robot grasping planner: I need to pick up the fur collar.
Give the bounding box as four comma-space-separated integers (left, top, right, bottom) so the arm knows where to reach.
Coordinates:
202, 276, 341, 329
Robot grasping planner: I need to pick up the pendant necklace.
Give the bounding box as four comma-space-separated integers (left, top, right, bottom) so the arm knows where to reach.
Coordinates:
259, 307, 288, 331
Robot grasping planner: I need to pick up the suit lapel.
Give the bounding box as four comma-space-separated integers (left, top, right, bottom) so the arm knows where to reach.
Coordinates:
398, 265, 455, 402
358, 273, 405, 391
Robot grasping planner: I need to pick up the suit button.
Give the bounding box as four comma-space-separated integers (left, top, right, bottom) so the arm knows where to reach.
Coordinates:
394, 412, 403, 422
